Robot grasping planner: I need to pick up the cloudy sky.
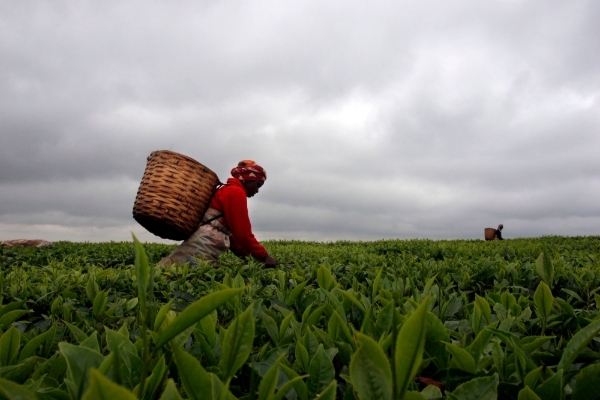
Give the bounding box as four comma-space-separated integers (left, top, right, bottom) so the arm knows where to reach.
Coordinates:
1, 1, 599, 243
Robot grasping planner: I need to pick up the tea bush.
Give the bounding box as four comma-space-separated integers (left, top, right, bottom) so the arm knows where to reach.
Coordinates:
0, 235, 599, 399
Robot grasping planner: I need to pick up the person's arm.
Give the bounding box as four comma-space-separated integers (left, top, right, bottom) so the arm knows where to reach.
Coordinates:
221, 187, 268, 260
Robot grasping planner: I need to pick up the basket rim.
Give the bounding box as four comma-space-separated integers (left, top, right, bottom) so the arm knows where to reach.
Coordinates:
150, 149, 202, 164
147, 150, 219, 177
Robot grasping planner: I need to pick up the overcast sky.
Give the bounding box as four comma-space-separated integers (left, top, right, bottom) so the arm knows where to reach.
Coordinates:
1, 1, 599, 244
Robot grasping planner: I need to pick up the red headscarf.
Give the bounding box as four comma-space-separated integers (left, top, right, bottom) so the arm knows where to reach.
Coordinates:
231, 160, 267, 182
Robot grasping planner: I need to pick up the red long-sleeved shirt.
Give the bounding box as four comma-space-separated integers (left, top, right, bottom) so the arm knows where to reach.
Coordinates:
208, 178, 268, 259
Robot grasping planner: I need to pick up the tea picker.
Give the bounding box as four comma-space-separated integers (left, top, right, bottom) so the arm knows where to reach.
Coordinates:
133, 151, 277, 267
484, 224, 504, 240
494, 224, 504, 240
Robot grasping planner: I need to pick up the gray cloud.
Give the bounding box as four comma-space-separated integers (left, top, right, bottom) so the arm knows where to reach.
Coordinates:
1, 1, 599, 242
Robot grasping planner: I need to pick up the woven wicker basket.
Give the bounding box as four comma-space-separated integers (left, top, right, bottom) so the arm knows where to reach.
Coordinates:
484, 228, 496, 241
133, 150, 220, 240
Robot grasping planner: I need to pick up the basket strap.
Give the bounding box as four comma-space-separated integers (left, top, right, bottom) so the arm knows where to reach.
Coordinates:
198, 182, 227, 227
199, 213, 223, 227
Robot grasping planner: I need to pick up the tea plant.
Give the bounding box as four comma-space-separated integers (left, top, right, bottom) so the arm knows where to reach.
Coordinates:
0, 235, 599, 399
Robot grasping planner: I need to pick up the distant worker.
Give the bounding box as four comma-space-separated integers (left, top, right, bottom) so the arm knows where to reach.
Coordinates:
495, 224, 504, 240
159, 160, 277, 268
484, 224, 504, 241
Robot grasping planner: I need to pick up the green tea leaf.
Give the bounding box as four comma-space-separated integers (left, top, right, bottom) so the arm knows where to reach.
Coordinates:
105, 328, 140, 389
321, 289, 346, 323
533, 281, 553, 321
258, 355, 283, 400
210, 373, 235, 400
2, 355, 38, 384
468, 321, 497, 365
65, 321, 89, 344
19, 328, 52, 362
524, 366, 544, 390
561, 288, 583, 302
156, 288, 244, 348
557, 318, 600, 371
372, 266, 385, 300
262, 312, 280, 344
198, 313, 217, 347
86, 275, 99, 304
375, 301, 394, 340
125, 297, 139, 312
171, 323, 196, 349
172, 345, 212, 400
218, 304, 255, 381
118, 323, 129, 339
233, 273, 245, 289
314, 379, 336, 400
350, 332, 392, 400
491, 341, 505, 381
286, 280, 309, 306
535, 249, 554, 287
339, 289, 366, 314
328, 311, 340, 343
295, 341, 310, 372
404, 391, 427, 400
132, 234, 150, 313
279, 313, 294, 341
534, 369, 563, 400
0, 301, 25, 320
98, 352, 115, 375
59, 342, 105, 400
471, 303, 482, 335
0, 310, 31, 330
424, 312, 450, 370
81, 331, 101, 352
421, 385, 442, 399
158, 379, 183, 400
521, 336, 555, 354
474, 295, 491, 325
554, 297, 575, 318
331, 309, 355, 349
280, 364, 309, 400
306, 304, 327, 327
395, 296, 430, 399
303, 328, 321, 359
141, 355, 166, 400
0, 326, 21, 366
449, 373, 498, 400
0, 377, 38, 400
442, 298, 463, 319
317, 266, 334, 291
81, 368, 137, 400
92, 291, 108, 318
518, 386, 541, 400
306, 344, 335, 399
271, 374, 309, 400
154, 300, 174, 332
444, 342, 476, 374
571, 363, 600, 400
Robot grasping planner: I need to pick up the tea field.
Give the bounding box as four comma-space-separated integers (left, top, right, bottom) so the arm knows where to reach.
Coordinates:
1, 236, 600, 400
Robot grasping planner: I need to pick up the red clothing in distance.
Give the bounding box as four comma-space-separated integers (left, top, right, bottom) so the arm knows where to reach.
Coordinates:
209, 178, 268, 259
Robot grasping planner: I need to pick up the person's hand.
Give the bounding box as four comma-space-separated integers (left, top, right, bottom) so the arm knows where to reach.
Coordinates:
264, 254, 277, 268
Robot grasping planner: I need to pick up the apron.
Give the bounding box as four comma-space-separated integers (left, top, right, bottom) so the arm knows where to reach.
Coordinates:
158, 207, 230, 267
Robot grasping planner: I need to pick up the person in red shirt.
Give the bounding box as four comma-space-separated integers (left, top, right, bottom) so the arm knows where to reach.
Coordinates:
159, 160, 277, 267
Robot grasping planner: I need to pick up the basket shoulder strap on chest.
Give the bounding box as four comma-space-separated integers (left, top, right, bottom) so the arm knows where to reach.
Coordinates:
199, 182, 228, 227
199, 213, 223, 227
